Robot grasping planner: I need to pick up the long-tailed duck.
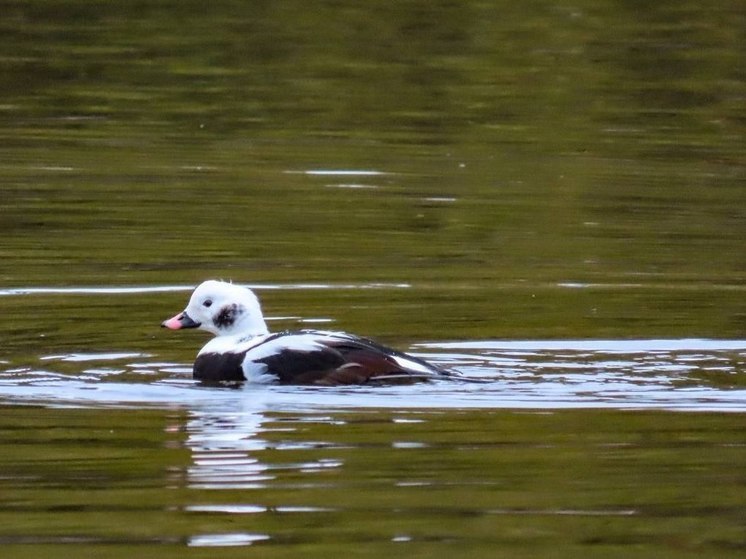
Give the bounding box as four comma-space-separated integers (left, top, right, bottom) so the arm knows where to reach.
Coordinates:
161, 280, 451, 385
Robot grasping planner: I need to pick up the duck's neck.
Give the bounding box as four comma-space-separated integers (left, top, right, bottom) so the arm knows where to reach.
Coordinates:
234, 329, 269, 343
199, 328, 270, 356
226, 314, 270, 339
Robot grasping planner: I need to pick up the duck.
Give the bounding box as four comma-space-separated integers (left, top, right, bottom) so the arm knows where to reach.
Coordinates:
161, 280, 452, 385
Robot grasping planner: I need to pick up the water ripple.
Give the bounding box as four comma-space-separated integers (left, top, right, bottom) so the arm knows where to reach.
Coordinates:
0, 282, 411, 296
0, 339, 743, 411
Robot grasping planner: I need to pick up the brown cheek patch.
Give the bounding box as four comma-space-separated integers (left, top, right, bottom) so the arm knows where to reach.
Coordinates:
213, 303, 244, 329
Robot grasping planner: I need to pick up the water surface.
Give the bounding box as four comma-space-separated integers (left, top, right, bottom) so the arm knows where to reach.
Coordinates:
1, 1, 745, 557
1, 285, 745, 557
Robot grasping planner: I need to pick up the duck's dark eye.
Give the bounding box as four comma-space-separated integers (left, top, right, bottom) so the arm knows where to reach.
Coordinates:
203, 299, 213, 308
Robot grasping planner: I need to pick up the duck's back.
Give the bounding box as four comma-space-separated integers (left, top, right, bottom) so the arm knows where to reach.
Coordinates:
194, 330, 449, 385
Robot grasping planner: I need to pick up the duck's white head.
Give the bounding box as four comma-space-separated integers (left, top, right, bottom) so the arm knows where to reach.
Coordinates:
162, 280, 269, 338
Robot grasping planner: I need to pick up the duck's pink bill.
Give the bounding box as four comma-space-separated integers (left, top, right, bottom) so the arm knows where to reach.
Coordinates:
162, 314, 185, 329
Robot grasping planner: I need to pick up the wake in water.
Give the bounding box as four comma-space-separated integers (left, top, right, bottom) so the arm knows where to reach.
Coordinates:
1, 339, 744, 412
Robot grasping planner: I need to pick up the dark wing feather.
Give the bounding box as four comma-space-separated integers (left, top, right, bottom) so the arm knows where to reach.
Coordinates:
254, 342, 347, 384
251, 331, 448, 385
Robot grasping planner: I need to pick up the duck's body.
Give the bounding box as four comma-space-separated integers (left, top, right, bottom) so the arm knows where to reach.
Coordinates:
162, 280, 450, 385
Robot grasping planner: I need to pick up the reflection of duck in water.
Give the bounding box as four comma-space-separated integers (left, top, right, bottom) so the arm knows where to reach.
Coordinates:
162, 280, 452, 385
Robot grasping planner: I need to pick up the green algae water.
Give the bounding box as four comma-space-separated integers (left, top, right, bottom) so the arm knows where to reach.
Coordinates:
0, 404, 744, 558
0, 1, 744, 557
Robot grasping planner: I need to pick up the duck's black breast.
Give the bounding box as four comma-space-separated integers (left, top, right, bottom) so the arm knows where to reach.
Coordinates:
193, 350, 246, 382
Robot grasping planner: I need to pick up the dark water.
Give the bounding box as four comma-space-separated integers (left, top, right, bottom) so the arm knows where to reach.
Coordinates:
1, 1, 745, 557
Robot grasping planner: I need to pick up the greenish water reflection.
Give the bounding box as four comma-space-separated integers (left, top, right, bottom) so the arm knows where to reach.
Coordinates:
1, 1, 744, 339
0, 406, 744, 558
0, 2, 744, 557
